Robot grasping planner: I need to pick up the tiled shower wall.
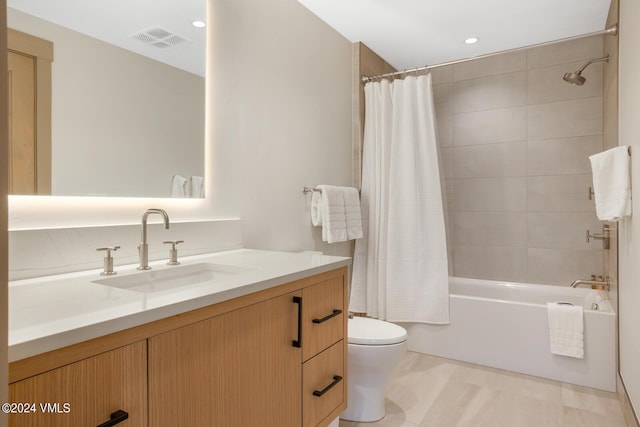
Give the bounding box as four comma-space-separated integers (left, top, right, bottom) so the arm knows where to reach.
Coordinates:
433, 37, 606, 286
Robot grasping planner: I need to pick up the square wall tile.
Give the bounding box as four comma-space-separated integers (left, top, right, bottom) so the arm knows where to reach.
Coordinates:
453, 141, 526, 178
527, 97, 603, 140
453, 245, 527, 282
527, 175, 596, 213
453, 177, 527, 212
527, 212, 603, 250
453, 212, 527, 247
527, 248, 604, 286
453, 71, 526, 113
527, 37, 604, 69
527, 62, 603, 105
453, 51, 526, 81
454, 107, 526, 146
527, 135, 603, 176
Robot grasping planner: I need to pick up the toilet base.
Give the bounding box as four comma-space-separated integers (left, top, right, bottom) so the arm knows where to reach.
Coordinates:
339, 384, 386, 422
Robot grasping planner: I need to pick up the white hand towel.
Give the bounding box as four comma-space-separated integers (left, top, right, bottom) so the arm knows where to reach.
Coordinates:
342, 187, 363, 240
547, 302, 584, 359
318, 185, 347, 243
589, 146, 632, 221
190, 176, 204, 198
171, 175, 187, 197
310, 190, 323, 226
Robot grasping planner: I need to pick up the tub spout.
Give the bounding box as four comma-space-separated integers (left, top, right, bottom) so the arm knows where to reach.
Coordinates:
570, 279, 610, 292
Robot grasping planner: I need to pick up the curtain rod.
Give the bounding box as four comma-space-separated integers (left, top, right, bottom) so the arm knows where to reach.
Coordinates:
361, 23, 618, 84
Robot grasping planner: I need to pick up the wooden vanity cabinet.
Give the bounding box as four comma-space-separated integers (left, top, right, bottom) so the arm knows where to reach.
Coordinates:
148, 291, 303, 427
8, 267, 348, 427
149, 270, 348, 427
8, 341, 147, 427
300, 276, 347, 427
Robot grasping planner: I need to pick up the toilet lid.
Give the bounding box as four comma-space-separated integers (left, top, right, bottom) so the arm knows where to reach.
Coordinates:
348, 317, 408, 345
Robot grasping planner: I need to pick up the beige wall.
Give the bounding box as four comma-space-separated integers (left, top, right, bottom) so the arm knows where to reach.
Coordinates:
1, 0, 8, 421
618, 0, 640, 421
433, 38, 606, 285
604, 0, 620, 325
209, 0, 353, 255
8, 8, 205, 198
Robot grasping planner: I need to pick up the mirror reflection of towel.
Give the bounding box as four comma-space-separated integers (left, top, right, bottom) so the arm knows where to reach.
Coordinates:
171, 175, 187, 197
190, 176, 204, 198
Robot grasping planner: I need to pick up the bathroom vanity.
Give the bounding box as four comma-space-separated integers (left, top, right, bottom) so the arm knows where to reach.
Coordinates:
7, 250, 350, 427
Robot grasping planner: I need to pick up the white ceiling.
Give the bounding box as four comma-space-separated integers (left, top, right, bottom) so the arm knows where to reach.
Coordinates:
7, 0, 206, 77
297, 0, 613, 71
7, 0, 612, 78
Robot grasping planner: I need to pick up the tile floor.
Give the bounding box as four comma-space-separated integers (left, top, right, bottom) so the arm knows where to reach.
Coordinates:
340, 351, 628, 427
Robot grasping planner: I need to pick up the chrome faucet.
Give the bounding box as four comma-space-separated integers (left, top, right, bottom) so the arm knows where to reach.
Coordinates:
570, 278, 610, 292
138, 208, 170, 270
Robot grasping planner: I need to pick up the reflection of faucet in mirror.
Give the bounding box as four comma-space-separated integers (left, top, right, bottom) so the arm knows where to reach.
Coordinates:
138, 209, 170, 270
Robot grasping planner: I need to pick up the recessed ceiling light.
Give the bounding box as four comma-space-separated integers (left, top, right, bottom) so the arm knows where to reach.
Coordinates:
465, 37, 479, 44
192, 20, 206, 28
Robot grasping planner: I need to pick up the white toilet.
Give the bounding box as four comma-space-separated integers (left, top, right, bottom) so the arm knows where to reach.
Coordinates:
340, 317, 407, 422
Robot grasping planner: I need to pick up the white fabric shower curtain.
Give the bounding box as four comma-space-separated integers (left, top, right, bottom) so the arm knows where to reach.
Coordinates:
350, 74, 450, 324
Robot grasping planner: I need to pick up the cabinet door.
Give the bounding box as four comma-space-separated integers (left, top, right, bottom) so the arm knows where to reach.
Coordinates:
9, 341, 147, 427
149, 291, 302, 427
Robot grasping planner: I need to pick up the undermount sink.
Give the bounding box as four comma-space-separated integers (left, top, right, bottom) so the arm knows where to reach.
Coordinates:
92, 263, 253, 294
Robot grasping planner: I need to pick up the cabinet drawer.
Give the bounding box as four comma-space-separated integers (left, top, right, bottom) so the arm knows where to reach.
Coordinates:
302, 277, 344, 361
303, 341, 345, 427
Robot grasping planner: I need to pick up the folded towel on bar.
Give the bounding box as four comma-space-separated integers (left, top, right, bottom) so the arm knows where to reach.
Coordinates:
171, 175, 187, 197
547, 302, 584, 359
589, 146, 632, 221
318, 185, 347, 243
343, 187, 363, 240
311, 190, 323, 226
311, 185, 363, 243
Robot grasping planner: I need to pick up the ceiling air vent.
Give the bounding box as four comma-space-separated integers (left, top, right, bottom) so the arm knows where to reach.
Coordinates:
131, 27, 189, 49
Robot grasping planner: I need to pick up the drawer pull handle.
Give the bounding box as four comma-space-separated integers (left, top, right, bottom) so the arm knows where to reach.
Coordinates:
312, 309, 342, 324
292, 296, 302, 348
313, 375, 343, 397
96, 409, 129, 427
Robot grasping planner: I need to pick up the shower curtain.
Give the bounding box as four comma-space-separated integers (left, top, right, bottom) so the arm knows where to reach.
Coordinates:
350, 74, 450, 324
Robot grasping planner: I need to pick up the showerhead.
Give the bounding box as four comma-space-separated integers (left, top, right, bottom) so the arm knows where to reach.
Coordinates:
562, 54, 609, 86
563, 71, 586, 86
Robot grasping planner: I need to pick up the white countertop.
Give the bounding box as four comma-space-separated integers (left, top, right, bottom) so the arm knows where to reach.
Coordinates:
9, 249, 351, 362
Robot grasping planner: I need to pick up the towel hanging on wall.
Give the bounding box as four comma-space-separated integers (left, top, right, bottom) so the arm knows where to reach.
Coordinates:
589, 146, 632, 221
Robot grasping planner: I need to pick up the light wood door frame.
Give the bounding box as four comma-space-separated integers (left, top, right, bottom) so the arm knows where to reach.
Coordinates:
7, 28, 52, 195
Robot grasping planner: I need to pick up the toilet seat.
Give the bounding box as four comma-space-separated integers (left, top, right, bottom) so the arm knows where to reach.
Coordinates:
348, 317, 407, 345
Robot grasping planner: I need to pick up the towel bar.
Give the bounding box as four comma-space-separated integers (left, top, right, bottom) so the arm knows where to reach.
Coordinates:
303, 187, 322, 194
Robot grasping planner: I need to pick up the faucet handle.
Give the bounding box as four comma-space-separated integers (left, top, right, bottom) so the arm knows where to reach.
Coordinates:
97, 246, 120, 275
163, 240, 184, 265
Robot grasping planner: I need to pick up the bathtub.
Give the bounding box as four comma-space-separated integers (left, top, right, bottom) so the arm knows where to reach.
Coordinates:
400, 277, 616, 391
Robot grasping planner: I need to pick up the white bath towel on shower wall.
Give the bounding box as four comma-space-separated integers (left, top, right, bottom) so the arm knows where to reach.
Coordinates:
351, 74, 450, 324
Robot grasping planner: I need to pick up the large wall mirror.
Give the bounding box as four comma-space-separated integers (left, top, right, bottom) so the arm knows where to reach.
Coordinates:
7, 0, 206, 198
